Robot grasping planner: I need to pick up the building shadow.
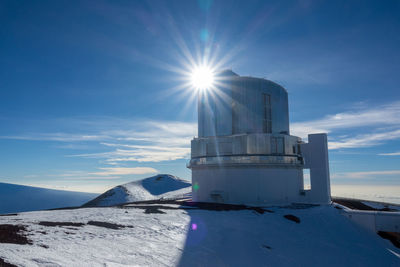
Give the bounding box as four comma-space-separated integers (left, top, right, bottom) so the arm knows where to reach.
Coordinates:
176, 203, 273, 267
175, 202, 400, 267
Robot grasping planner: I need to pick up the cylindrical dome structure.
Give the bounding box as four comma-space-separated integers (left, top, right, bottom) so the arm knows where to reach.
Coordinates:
198, 70, 290, 137
189, 70, 331, 206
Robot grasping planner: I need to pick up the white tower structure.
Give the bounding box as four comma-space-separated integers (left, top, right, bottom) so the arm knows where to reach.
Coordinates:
188, 70, 331, 205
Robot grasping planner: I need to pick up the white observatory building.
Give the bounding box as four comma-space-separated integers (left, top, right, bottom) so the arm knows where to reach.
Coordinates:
188, 70, 331, 205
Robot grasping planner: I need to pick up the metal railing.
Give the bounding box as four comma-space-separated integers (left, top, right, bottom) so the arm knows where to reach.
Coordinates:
188, 154, 303, 168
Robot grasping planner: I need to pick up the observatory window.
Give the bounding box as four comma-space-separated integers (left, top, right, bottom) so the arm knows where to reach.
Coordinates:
262, 94, 272, 133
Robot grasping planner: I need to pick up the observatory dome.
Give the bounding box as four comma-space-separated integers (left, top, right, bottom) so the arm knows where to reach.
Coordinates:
198, 71, 289, 137
190, 70, 331, 206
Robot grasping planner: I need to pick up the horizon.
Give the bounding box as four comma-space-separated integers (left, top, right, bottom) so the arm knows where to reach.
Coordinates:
1, 0, 400, 202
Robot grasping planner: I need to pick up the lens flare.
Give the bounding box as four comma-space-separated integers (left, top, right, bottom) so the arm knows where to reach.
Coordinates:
193, 182, 199, 191
191, 66, 214, 89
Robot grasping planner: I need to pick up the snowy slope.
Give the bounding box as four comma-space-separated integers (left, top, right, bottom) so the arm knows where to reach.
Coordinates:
0, 182, 98, 214
83, 174, 191, 207
0, 203, 399, 266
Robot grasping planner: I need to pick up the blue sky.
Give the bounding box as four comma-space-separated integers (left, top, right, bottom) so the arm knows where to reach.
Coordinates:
1, 0, 400, 194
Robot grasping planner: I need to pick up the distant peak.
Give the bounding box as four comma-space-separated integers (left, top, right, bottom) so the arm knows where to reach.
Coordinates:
144, 174, 182, 182
83, 174, 191, 207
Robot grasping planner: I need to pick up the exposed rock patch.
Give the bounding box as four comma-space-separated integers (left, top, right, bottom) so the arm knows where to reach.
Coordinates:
0, 224, 32, 245
183, 201, 273, 214
87, 221, 133, 230
378, 231, 400, 249
38, 221, 85, 227
37, 221, 132, 230
123, 200, 274, 214
0, 258, 18, 267
283, 214, 300, 223
262, 244, 272, 250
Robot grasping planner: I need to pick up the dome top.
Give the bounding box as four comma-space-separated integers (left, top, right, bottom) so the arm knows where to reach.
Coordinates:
216, 69, 239, 77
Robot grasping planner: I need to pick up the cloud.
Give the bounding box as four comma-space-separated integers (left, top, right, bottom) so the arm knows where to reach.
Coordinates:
1, 118, 196, 163
332, 170, 400, 179
291, 101, 400, 149
46, 167, 158, 181
98, 144, 190, 163
378, 151, 400, 156
71, 146, 190, 163
328, 129, 400, 149
89, 167, 158, 176
4, 100, 400, 162
0, 133, 107, 142
291, 101, 400, 137
67, 120, 195, 163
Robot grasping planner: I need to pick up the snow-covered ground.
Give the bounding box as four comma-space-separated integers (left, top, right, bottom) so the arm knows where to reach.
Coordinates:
1, 176, 399, 266
83, 174, 191, 207
0, 182, 98, 214
0, 202, 399, 266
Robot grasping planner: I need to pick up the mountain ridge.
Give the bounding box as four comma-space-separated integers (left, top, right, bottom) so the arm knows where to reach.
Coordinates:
83, 174, 191, 207
0, 182, 98, 214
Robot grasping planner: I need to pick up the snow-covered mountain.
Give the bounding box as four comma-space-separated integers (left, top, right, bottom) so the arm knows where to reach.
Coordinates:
1, 177, 399, 266
83, 174, 191, 207
0, 182, 98, 214
0, 201, 399, 266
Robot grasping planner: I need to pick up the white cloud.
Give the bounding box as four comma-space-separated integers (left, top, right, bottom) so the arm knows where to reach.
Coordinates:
328, 129, 400, 149
1, 118, 196, 163
44, 167, 158, 181
71, 143, 190, 163
332, 170, 400, 179
72, 147, 190, 163
107, 147, 189, 163
0, 133, 107, 142
67, 120, 195, 163
292, 101, 400, 137
378, 151, 400, 156
4, 101, 400, 160
291, 101, 400, 149
89, 167, 158, 176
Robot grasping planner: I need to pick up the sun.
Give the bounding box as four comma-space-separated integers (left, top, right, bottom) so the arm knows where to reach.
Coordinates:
190, 66, 215, 90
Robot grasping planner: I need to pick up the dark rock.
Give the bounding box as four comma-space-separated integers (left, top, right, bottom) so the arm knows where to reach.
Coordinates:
39, 221, 84, 227
283, 214, 300, 223
262, 244, 272, 250
0, 224, 32, 245
0, 258, 18, 267
378, 231, 400, 249
87, 221, 133, 230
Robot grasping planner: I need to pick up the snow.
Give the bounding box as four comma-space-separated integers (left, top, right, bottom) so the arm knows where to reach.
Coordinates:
84, 174, 191, 207
1, 177, 399, 266
0, 182, 98, 214
0, 203, 399, 266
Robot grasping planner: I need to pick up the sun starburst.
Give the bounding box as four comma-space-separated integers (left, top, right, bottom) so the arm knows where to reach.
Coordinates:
190, 65, 215, 90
